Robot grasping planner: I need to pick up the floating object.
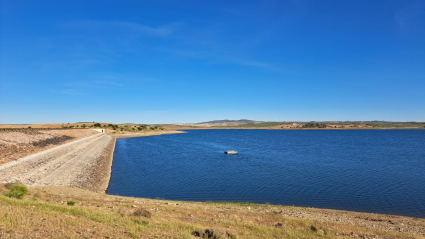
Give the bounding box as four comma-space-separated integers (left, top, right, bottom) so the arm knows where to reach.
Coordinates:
225, 150, 237, 155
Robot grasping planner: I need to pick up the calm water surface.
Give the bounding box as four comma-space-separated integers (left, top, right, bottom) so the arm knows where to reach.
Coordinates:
107, 129, 425, 218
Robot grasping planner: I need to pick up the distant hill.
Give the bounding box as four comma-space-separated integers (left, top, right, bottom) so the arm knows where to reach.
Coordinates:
197, 119, 257, 124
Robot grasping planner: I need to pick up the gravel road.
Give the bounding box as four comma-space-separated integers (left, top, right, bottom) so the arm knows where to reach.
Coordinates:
0, 133, 115, 192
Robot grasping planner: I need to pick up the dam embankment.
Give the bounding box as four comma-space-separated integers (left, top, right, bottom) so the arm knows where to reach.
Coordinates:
0, 129, 183, 193
0, 133, 114, 192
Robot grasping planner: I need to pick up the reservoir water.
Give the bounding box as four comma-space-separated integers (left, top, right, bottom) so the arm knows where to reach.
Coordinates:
107, 129, 425, 218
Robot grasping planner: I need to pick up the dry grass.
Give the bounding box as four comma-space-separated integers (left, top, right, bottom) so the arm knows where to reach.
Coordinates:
0, 185, 423, 238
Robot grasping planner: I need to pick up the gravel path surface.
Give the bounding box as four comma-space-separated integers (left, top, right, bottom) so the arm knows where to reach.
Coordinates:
0, 133, 115, 192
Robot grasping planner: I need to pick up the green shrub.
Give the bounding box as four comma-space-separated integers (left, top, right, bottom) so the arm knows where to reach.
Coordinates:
3, 184, 28, 199
67, 200, 76, 206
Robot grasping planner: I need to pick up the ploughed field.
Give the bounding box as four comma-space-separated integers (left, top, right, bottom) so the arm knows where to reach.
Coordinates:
0, 129, 99, 165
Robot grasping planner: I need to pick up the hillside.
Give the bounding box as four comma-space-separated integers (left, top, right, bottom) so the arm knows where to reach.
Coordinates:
197, 119, 257, 124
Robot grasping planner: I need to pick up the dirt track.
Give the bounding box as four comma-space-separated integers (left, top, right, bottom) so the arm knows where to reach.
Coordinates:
0, 133, 115, 192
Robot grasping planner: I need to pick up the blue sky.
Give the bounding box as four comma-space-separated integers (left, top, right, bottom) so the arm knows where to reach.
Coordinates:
1, 0, 424, 124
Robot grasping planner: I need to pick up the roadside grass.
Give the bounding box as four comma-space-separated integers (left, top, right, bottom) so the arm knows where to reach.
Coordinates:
0, 185, 423, 238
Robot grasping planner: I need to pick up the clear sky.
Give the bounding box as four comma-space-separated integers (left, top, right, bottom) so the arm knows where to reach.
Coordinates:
1, 0, 424, 124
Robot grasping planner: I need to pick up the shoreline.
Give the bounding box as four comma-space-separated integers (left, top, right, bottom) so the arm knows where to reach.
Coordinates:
99, 135, 116, 193
110, 130, 186, 139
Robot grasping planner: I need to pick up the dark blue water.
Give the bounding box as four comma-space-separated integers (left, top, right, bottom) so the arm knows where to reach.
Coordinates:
107, 129, 425, 218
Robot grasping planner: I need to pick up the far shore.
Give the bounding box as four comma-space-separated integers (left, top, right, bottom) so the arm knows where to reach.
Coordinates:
109, 130, 185, 139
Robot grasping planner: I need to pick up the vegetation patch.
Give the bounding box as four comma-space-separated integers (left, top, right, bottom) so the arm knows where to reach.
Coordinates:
132, 208, 151, 218
192, 228, 237, 239
67, 200, 76, 206
302, 122, 327, 128
3, 184, 27, 199
32, 135, 74, 147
